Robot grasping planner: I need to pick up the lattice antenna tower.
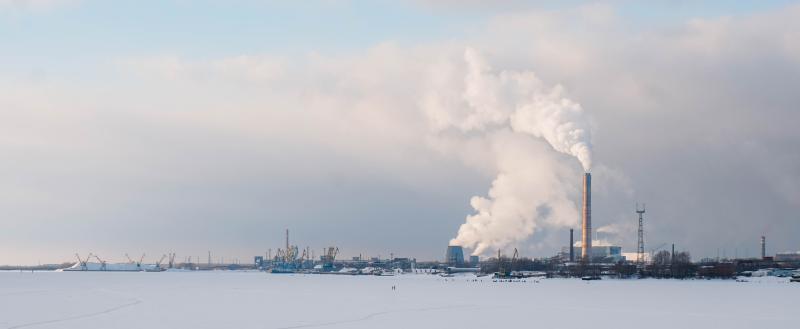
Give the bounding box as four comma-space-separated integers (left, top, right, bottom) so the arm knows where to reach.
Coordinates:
636, 203, 646, 266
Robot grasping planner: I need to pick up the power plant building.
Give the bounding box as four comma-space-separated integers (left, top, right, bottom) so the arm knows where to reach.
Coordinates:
562, 245, 624, 263
775, 251, 800, 262
446, 246, 465, 267
469, 255, 479, 267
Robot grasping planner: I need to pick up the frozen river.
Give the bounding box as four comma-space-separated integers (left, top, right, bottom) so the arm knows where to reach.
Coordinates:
0, 271, 795, 329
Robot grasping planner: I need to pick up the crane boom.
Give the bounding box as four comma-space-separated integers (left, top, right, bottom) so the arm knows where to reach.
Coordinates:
93, 254, 107, 271
156, 254, 167, 267
511, 248, 519, 271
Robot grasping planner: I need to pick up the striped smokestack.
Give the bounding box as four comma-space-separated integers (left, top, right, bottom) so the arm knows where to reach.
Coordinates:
581, 173, 592, 262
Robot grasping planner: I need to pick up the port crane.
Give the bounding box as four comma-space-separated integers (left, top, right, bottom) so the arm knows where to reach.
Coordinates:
93, 254, 107, 271
167, 253, 176, 269
125, 253, 146, 269
495, 248, 519, 279
75, 253, 92, 271
319, 247, 339, 271
512, 248, 519, 273
155, 254, 168, 269
322, 247, 338, 262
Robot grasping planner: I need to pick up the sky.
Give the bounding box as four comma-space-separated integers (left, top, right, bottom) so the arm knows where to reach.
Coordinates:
1, 0, 799, 265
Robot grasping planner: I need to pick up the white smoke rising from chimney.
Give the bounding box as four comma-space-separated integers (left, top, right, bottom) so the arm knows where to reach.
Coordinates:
510, 86, 592, 171
424, 48, 593, 255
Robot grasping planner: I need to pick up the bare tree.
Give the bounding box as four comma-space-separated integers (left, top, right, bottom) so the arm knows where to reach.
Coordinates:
671, 251, 695, 279
673, 252, 691, 264
653, 250, 671, 266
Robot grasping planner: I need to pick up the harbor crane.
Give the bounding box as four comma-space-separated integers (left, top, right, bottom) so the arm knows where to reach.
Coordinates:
511, 248, 519, 272
75, 253, 92, 270
167, 253, 176, 269
495, 248, 518, 278
156, 254, 168, 269
323, 247, 338, 262
125, 253, 146, 269
93, 254, 107, 271
320, 247, 339, 271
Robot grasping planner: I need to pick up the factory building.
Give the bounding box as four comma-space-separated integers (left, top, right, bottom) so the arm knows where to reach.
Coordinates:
469, 255, 480, 267
775, 251, 800, 262
562, 245, 624, 263
445, 245, 465, 267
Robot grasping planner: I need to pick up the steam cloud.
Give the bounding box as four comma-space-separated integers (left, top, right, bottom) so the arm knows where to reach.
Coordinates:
424, 48, 593, 255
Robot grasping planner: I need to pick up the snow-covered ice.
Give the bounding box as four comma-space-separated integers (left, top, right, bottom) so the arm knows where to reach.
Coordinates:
0, 271, 795, 329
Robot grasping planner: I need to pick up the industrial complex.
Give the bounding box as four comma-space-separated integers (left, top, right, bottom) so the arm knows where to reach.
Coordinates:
34, 172, 797, 282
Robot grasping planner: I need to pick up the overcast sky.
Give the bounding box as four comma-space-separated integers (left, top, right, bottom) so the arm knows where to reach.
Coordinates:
1, 0, 799, 265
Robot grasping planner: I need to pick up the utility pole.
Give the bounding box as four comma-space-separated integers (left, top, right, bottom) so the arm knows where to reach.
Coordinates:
636, 203, 646, 266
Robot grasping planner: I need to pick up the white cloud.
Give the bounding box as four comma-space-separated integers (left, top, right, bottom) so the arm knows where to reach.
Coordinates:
0, 0, 78, 11
2, 3, 800, 263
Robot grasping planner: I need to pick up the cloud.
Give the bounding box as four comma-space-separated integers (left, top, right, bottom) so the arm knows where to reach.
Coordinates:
1, 3, 800, 264
0, 0, 79, 11
421, 47, 592, 255
472, 4, 800, 255
118, 55, 288, 84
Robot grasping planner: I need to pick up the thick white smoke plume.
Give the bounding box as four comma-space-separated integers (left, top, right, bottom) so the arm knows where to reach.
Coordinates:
424, 48, 593, 255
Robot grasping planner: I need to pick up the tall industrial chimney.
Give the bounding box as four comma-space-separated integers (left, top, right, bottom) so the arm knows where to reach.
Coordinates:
581, 173, 592, 262
569, 229, 574, 262
761, 236, 766, 259
671, 244, 675, 264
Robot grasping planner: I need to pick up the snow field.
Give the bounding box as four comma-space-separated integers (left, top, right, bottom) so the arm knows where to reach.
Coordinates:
0, 271, 795, 329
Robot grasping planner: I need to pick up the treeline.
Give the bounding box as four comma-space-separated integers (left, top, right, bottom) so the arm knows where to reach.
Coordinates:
479, 256, 559, 273
476, 251, 746, 279
643, 250, 696, 278
0, 263, 72, 271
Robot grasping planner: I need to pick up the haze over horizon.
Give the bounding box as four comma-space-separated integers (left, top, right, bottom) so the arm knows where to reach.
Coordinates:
2, 0, 799, 265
